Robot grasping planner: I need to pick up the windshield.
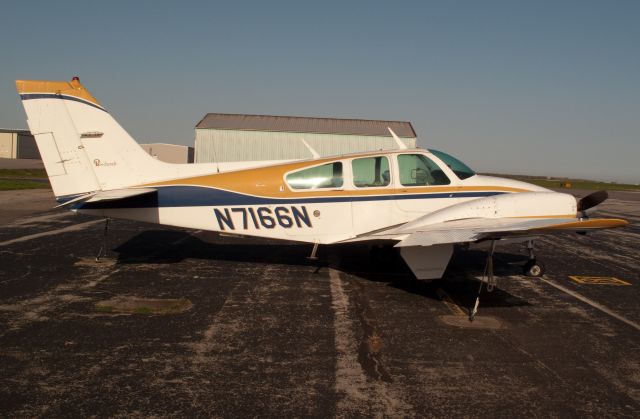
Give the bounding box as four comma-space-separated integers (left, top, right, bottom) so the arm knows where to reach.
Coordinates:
428, 149, 475, 180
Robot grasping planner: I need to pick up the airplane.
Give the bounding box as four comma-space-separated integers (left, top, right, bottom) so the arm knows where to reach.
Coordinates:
15, 77, 628, 316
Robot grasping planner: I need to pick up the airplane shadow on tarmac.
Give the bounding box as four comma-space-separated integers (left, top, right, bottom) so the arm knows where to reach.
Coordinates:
112, 229, 532, 308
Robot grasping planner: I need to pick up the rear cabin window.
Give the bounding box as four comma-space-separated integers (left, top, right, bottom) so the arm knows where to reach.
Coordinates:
397, 154, 450, 186
352, 156, 391, 188
286, 162, 343, 190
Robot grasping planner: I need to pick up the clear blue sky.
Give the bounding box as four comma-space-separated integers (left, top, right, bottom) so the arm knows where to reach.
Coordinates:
1, 0, 638, 183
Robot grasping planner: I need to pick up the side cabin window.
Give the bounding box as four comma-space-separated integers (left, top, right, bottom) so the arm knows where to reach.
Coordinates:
397, 154, 450, 186
352, 156, 391, 188
286, 162, 343, 190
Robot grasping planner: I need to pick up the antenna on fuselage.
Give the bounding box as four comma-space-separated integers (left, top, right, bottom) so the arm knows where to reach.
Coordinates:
301, 138, 320, 159
387, 127, 408, 150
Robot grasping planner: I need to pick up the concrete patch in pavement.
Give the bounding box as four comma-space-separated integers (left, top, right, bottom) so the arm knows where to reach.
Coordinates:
438, 314, 504, 329
95, 297, 192, 315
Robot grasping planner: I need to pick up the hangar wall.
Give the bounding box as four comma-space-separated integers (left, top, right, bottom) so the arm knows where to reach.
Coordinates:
0, 129, 40, 159
140, 143, 194, 164
194, 114, 416, 163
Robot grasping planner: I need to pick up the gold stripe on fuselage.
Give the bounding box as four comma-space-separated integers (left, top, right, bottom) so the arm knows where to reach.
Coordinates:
146, 154, 529, 199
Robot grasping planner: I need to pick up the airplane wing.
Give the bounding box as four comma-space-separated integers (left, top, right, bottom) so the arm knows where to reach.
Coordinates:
339, 216, 627, 280
339, 191, 628, 280
389, 217, 627, 247
339, 216, 628, 246
55, 188, 157, 208
342, 190, 628, 247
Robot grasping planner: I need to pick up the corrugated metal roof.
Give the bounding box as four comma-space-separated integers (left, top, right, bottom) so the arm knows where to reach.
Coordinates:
195, 114, 416, 138
0, 128, 31, 134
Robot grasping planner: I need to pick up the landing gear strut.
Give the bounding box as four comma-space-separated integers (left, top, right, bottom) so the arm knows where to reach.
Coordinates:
470, 240, 497, 321
95, 218, 110, 262
307, 242, 319, 260
523, 240, 545, 277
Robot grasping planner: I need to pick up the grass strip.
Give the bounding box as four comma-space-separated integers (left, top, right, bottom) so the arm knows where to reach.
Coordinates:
0, 169, 47, 178
0, 179, 50, 191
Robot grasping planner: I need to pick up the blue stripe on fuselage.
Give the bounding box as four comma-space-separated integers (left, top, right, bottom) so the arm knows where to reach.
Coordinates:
76, 185, 505, 210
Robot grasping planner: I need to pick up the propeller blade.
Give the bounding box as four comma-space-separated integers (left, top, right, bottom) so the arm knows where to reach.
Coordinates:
577, 190, 608, 212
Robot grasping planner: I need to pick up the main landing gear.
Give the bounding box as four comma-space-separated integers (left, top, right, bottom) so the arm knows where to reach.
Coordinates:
523, 240, 545, 277
469, 239, 545, 321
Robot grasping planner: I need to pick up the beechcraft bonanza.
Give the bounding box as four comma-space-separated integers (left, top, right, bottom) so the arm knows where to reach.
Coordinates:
16, 78, 628, 317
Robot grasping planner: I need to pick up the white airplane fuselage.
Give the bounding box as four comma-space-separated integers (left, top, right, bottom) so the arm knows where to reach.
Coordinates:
75, 151, 549, 245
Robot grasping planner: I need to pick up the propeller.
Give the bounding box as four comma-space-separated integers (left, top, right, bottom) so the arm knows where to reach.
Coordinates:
577, 190, 608, 214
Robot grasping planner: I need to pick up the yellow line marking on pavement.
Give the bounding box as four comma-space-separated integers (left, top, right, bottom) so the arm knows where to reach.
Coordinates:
436, 288, 467, 317
0, 219, 104, 247
569, 276, 631, 286
540, 277, 640, 332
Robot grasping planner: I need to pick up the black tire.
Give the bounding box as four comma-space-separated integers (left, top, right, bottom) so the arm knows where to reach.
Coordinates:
523, 259, 545, 277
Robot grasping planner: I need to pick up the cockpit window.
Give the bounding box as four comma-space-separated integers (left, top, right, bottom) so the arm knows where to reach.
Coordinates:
397, 154, 450, 186
286, 162, 343, 190
428, 149, 475, 180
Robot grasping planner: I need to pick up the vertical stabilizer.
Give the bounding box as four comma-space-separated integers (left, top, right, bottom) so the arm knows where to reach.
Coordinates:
16, 79, 103, 197
16, 78, 173, 197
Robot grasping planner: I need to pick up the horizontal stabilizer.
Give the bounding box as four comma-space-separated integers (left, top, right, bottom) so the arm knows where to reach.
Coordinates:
56, 188, 156, 208
85, 188, 156, 202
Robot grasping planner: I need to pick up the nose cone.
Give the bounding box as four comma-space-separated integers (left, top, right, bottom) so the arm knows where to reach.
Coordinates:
467, 175, 551, 192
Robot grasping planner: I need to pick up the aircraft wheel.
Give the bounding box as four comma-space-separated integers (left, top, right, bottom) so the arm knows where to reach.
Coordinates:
523, 259, 545, 277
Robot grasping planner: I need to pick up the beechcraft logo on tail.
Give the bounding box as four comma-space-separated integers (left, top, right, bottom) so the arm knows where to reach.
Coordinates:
93, 159, 117, 167
214, 206, 313, 230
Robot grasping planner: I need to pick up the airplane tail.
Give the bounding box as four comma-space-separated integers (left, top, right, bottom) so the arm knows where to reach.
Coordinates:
16, 78, 176, 199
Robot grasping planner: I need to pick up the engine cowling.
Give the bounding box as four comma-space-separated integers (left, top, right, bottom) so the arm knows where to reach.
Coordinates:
397, 192, 577, 233
395, 192, 577, 280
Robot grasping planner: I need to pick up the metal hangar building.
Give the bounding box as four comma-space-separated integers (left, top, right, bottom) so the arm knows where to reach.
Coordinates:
0, 129, 40, 159
140, 143, 194, 164
194, 114, 417, 163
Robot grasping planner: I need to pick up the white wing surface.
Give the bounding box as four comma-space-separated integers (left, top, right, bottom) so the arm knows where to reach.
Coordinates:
342, 217, 628, 247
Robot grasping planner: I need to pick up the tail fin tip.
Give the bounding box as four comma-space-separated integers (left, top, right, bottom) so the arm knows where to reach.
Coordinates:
16, 77, 101, 108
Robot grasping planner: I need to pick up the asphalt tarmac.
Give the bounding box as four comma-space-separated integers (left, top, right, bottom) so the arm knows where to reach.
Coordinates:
1, 189, 638, 417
